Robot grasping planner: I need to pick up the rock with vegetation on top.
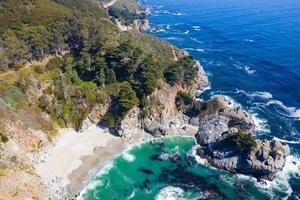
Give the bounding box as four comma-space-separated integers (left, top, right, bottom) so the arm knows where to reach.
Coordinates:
194, 101, 289, 180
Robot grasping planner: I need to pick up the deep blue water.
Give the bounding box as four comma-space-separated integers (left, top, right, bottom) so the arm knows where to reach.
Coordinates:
144, 0, 300, 197
144, 0, 300, 152
81, 1, 300, 199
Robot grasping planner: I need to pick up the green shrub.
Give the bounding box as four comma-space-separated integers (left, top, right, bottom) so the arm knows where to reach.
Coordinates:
46, 57, 64, 70
164, 56, 197, 86
2, 86, 27, 107
33, 64, 44, 74
0, 132, 9, 143
217, 131, 257, 153
103, 113, 117, 128
176, 91, 193, 109
115, 82, 139, 115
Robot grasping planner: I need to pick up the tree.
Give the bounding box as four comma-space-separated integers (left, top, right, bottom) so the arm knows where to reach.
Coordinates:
1, 30, 29, 68
221, 131, 257, 153
176, 91, 193, 109
164, 56, 197, 86
92, 56, 107, 86
0, 132, 9, 143
115, 82, 139, 115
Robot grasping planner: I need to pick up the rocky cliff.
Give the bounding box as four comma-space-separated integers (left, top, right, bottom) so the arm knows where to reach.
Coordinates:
119, 60, 209, 138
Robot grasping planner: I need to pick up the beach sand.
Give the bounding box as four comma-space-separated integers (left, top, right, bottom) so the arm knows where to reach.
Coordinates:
33, 114, 197, 199
33, 120, 151, 199
33, 123, 126, 199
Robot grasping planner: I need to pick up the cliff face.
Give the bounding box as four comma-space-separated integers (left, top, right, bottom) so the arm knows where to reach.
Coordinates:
119, 61, 209, 137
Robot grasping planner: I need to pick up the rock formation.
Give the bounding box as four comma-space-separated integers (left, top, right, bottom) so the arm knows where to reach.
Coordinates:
193, 97, 289, 180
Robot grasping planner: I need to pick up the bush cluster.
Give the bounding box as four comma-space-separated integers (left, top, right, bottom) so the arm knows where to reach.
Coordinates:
176, 91, 194, 109
0, 132, 9, 143
217, 131, 257, 153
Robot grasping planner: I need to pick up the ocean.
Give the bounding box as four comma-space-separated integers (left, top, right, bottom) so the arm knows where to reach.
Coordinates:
81, 0, 300, 199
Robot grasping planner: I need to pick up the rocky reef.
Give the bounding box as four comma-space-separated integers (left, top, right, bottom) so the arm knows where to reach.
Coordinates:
192, 96, 289, 180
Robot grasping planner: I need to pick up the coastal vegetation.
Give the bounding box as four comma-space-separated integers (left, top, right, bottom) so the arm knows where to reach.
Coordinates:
108, 7, 146, 25
164, 56, 198, 86
176, 91, 194, 109
0, 132, 9, 143
216, 130, 257, 153
0, 0, 198, 132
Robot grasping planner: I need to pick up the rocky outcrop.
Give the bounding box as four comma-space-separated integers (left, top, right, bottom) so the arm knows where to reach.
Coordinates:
142, 63, 209, 137
134, 19, 150, 32
189, 96, 254, 132
117, 59, 209, 138
194, 97, 289, 180
244, 140, 289, 180
87, 100, 111, 124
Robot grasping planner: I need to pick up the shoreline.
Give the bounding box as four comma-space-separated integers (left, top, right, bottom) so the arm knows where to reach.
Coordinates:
66, 127, 153, 199
32, 115, 198, 199
31, 122, 125, 199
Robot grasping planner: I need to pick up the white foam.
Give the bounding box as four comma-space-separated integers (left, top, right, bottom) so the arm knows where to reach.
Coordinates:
164, 37, 183, 42
196, 48, 205, 52
244, 65, 256, 74
205, 71, 213, 77
122, 151, 136, 162
215, 95, 242, 108
183, 48, 195, 51
251, 113, 271, 133
267, 100, 300, 119
174, 30, 189, 35
182, 48, 205, 52
191, 37, 204, 43
192, 26, 201, 31
273, 137, 300, 144
245, 39, 254, 43
190, 145, 210, 166
77, 162, 114, 200
196, 85, 211, 96
173, 12, 186, 16
127, 189, 137, 199
250, 92, 273, 99
268, 155, 300, 199
150, 28, 165, 33
155, 186, 185, 200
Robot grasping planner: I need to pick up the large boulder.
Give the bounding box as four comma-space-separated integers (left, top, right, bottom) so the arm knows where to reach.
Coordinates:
243, 140, 289, 180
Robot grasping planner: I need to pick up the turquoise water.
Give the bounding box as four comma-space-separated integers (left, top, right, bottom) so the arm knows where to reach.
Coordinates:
81, 137, 295, 199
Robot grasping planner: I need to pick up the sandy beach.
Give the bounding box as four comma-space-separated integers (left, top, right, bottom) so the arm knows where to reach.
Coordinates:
32, 123, 123, 199
31, 118, 153, 199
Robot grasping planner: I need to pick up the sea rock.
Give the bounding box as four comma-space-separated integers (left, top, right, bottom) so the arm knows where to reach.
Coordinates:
195, 115, 229, 145
189, 96, 255, 133
194, 106, 289, 180
243, 140, 289, 180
